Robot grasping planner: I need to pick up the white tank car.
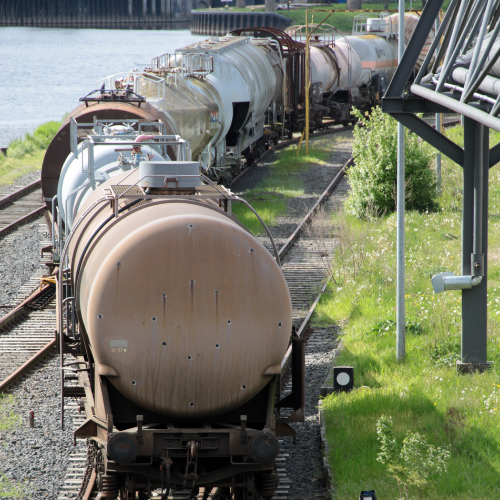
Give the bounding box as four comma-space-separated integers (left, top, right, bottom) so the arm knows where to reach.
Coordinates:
125, 35, 282, 171
310, 35, 398, 94
299, 12, 434, 96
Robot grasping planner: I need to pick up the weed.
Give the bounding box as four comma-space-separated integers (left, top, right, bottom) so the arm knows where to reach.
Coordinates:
0, 394, 21, 431
345, 107, 438, 218
377, 415, 450, 500
0, 476, 24, 499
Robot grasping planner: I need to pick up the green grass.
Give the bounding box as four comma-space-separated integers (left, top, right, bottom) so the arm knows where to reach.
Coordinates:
0, 121, 61, 187
232, 137, 332, 234
0, 394, 20, 431
0, 476, 24, 499
317, 125, 500, 499
0, 395, 25, 498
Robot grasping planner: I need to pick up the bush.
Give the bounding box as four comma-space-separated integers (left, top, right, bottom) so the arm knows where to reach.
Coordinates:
345, 107, 438, 218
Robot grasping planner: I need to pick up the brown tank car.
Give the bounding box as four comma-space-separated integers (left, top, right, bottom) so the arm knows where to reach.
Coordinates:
48, 100, 305, 500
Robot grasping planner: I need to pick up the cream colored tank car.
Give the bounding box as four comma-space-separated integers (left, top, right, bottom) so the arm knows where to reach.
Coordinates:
68, 170, 292, 419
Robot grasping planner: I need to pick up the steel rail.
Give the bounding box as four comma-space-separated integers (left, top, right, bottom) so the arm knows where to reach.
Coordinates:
0, 282, 56, 392
0, 179, 46, 238
0, 205, 46, 238
279, 157, 354, 259
0, 339, 56, 392
278, 156, 352, 372
0, 282, 53, 331
0, 179, 42, 209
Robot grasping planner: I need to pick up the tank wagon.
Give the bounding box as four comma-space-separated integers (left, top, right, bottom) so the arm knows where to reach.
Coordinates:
42, 14, 433, 195
52, 121, 305, 499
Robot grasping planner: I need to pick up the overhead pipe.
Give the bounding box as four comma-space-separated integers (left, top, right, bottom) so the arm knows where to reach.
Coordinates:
410, 83, 500, 132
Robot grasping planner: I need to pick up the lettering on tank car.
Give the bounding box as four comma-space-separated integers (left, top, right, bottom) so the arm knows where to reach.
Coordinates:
110, 340, 128, 353
375, 48, 386, 59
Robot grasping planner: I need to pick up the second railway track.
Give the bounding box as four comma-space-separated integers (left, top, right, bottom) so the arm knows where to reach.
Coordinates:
0, 179, 46, 238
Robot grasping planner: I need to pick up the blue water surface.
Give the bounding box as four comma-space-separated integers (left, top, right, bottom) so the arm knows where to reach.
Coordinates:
0, 27, 203, 147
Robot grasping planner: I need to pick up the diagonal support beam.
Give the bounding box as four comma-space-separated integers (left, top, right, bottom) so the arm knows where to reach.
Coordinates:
391, 113, 464, 165
385, 0, 445, 99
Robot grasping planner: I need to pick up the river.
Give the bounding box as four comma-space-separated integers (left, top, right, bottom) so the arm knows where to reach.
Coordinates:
0, 27, 204, 148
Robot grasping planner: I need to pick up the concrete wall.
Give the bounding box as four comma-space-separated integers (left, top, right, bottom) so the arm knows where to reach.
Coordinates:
191, 11, 290, 35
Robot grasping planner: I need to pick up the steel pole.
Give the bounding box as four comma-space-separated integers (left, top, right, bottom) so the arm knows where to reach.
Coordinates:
396, 0, 405, 361
435, 16, 442, 192
436, 113, 442, 190
461, 118, 489, 367
305, 11, 310, 156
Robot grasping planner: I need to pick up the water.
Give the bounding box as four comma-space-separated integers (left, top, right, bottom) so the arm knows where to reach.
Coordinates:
0, 27, 204, 148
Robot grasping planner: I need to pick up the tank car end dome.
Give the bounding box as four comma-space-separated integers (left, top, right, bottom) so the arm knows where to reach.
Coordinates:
83, 206, 292, 419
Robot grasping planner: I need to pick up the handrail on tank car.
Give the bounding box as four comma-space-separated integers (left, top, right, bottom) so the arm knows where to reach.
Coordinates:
231, 196, 281, 267
109, 170, 282, 267
58, 194, 114, 429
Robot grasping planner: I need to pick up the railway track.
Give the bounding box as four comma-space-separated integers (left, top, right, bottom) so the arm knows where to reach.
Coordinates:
2, 116, 464, 499
0, 179, 46, 238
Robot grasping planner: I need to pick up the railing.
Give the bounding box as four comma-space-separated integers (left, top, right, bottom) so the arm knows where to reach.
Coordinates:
150, 52, 214, 77
286, 23, 339, 47
352, 12, 394, 37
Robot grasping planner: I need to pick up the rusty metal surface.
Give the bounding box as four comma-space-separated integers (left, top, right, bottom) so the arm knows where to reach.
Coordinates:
0, 283, 54, 331
0, 205, 46, 238
41, 101, 177, 210
0, 179, 41, 209
278, 157, 353, 258
0, 338, 56, 392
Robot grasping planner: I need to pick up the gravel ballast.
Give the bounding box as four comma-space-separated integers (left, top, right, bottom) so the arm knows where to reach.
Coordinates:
0, 356, 75, 500
0, 171, 74, 500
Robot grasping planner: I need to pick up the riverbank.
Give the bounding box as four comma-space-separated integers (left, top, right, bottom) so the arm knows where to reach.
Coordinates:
317, 125, 500, 499
0, 122, 60, 188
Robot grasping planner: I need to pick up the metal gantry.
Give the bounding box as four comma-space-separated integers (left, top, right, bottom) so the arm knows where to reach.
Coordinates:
382, 0, 500, 371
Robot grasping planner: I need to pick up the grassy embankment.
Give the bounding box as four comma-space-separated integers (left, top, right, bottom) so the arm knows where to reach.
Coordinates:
315, 125, 500, 499
197, 2, 452, 33
0, 121, 61, 187
232, 135, 337, 234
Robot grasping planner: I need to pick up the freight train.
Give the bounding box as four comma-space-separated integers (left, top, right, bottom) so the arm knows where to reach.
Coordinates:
44, 14, 434, 500
41, 12, 433, 197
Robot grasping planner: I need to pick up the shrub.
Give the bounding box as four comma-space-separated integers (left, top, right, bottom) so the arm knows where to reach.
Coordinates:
376, 415, 451, 500
345, 107, 438, 218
